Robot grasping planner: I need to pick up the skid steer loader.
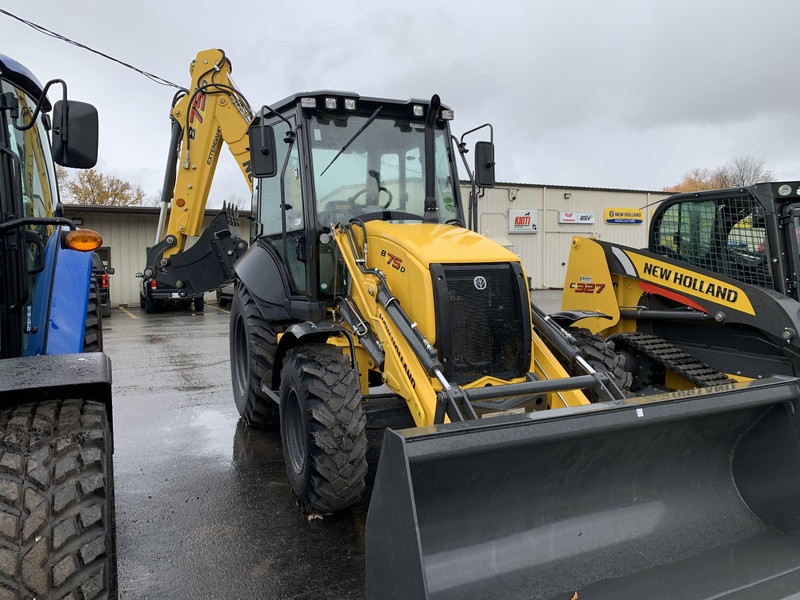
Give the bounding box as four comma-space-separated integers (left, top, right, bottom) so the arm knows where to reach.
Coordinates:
561, 181, 800, 392
148, 50, 800, 599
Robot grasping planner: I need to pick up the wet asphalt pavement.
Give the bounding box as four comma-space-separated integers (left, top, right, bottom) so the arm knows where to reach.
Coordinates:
105, 304, 375, 600
106, 290, 565, 599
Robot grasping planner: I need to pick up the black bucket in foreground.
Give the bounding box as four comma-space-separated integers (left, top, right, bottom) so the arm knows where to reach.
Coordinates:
365, 376, 800, 600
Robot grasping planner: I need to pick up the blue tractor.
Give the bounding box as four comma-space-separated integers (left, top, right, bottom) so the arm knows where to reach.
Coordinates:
0, 54, 116, 598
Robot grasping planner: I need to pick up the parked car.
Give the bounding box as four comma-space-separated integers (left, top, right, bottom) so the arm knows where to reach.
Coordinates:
216, 283, 234, 307
92, 252, 115, 317
137, 274, 204, 314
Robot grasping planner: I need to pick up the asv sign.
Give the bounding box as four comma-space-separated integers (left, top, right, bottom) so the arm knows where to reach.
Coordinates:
508, 209, 539, 234
559, 211, 595, 224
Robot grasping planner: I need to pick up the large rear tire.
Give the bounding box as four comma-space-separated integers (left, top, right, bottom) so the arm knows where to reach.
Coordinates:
229, 285, 287, 428
193, 297, 204, 312
84, 280, 103, 353
0, 399, 116, 599
279, 344, 367, 513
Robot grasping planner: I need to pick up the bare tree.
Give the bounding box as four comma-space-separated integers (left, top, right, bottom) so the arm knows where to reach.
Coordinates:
723, 156, 776, 187
664, 156, 777, 193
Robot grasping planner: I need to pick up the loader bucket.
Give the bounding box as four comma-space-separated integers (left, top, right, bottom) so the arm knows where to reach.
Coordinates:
366, 376, 800, 600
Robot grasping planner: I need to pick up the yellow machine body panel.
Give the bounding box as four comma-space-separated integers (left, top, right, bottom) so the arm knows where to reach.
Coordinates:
362, 221, 521, 345
561, 236, 622, 332
563, 235, 756, 335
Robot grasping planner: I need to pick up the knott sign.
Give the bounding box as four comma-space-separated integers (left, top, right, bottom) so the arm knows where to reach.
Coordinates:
508, 209, 539, 234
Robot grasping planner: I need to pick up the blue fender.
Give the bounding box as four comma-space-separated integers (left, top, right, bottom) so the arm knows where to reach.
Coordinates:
44, 246, 92, 355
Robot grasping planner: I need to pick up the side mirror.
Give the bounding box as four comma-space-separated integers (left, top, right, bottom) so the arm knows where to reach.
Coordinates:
106, 267, 115, 275
52, 100, 99, 168
474, 141, 495, 188
135, 272, 143, 278
247, 121, 277, 178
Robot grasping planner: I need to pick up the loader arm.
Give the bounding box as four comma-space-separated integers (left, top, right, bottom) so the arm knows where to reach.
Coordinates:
332, 221, 451, 426
143, 49, 252, 296
331, 222, 619, 427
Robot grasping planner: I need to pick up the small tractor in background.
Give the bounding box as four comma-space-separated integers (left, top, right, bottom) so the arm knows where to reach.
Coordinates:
0, 54, 116, 599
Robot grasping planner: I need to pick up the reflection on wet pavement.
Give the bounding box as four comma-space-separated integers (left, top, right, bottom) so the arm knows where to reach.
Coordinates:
105, 308, 373, 599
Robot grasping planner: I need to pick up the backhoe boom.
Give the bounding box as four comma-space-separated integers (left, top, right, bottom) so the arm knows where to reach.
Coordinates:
143, 49, 252, 296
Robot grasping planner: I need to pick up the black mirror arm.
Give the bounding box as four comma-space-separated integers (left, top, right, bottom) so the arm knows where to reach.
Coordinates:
257, 105, 295, 144
14, 78, 66, 133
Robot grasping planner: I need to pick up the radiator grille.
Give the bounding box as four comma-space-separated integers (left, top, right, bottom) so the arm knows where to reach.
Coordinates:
434, 263, 528, 383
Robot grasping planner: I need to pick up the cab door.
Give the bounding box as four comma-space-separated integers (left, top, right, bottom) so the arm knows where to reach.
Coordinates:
0, 80, 60, 357
255, 115, 309, 297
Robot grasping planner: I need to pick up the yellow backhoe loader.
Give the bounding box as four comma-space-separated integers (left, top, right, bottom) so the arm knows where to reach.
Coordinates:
146, 50, 800, 599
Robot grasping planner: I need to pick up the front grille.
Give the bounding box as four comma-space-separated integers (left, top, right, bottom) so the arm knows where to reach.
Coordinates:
432, 263, 530, 383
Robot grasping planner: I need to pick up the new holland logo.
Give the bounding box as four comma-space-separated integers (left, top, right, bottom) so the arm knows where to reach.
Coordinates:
474, 276, 487, 290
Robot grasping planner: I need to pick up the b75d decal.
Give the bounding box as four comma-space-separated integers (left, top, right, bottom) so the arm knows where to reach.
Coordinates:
380, 249, 405, 272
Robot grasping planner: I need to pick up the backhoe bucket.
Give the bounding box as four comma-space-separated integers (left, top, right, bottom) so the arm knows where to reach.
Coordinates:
366, 376, 800, 600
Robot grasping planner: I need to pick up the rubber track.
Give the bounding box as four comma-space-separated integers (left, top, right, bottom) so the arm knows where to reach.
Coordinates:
609, 332, 734, 388
0, 399, 114, 600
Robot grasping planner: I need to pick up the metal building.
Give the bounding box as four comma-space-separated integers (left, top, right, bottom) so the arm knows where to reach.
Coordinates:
470, 183, 672, 289
64, 182, 671, 307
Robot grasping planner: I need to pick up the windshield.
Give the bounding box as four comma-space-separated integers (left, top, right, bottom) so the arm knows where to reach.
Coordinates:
2, 81, 59, 226
309, 113, 458, 226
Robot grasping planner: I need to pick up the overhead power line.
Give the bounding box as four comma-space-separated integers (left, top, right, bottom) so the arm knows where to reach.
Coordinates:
0, 8, 182, 89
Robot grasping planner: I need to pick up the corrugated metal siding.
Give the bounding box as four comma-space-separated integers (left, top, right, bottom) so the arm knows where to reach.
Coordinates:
464, 184, 672, 289
73, 212, 158, 306
69, 211, 231, 306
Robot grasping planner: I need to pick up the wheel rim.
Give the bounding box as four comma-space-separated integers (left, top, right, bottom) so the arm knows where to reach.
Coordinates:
283, 388, 306, 475
233, 315, 248, 394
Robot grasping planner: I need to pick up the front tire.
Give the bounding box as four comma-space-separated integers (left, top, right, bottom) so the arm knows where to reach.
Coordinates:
193, 297, 204, 312
567, 327, 631, 401
0, 399, 116, 599
229, 285, 287, 427
279, 344, 367, 513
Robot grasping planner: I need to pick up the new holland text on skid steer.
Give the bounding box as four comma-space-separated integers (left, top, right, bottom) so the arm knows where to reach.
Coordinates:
148, 50, 800, 599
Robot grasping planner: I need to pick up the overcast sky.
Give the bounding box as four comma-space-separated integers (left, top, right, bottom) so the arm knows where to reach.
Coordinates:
3, 0, 799, 207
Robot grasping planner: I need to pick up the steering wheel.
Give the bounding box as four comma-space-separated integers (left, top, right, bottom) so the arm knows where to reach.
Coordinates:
349, 186, 393, 210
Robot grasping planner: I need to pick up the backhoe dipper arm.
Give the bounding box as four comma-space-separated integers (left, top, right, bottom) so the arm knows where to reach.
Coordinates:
144, 49, 253, 296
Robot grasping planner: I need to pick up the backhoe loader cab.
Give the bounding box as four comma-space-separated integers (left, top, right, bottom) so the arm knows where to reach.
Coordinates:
242, 92, 464, 309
